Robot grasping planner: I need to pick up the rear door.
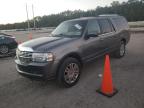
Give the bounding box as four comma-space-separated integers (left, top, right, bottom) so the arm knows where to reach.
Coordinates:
98, 18, 116, 53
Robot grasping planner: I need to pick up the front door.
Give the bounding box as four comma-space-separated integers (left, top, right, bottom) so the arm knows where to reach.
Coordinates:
81, 19, 104, 61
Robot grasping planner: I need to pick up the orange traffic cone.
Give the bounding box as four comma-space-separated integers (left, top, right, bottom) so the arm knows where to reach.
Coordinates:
97, 54, 118, 97
28, 33, 32, 40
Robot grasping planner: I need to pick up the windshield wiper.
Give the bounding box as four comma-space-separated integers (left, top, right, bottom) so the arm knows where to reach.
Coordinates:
51, 33, 79, 38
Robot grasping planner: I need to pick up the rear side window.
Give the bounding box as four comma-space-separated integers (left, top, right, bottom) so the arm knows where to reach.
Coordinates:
112, 17, 128, 31
98, 19, 114, 34
87, 20, 100, 35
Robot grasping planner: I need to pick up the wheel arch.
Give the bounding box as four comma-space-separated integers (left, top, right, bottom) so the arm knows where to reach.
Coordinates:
56, 52, 83, 76
121, 38, 126, 44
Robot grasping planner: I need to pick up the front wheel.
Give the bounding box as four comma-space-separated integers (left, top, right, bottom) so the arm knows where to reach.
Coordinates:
0, 45, 9, 55
57, 57, 81, 87
113, 41, 126, 58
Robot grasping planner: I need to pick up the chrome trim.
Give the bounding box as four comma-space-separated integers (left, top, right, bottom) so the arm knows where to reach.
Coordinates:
18, 45, 33, 52
16, 65, 43, 77
99, 31, 114, 36
19, 56, 32, 59
16, 49, 33, 64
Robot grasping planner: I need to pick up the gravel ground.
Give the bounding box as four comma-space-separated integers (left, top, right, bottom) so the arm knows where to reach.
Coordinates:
0, 32, 144, 108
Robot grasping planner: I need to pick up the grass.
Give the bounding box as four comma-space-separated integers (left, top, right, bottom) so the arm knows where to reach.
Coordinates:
128, 21, 144, 28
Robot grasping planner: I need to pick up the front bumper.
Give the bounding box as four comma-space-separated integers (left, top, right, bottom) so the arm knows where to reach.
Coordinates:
15, 59, 59, 80
0, 48, 17, 58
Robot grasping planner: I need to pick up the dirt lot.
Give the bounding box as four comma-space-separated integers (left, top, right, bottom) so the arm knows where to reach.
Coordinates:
0, 32, 144, 108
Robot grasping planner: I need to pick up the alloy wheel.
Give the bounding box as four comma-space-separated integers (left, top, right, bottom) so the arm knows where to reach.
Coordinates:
64, 63, 80, 84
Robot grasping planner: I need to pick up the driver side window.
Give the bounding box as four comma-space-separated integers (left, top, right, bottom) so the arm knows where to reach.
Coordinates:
87, 20, 100, 35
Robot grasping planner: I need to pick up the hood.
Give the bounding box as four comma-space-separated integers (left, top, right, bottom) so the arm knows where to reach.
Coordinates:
0, 33, 14, 38
18, 36, 77, 52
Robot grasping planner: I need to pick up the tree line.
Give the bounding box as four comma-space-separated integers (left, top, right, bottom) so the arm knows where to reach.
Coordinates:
0, 0, 144, 30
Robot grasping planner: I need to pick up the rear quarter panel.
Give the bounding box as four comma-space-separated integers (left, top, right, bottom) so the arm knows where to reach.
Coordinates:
110, 16, 131, 44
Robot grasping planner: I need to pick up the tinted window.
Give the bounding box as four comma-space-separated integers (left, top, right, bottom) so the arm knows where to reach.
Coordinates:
98, 19, 114, 34
87, 20, 100, 35
112, 17, 128, 31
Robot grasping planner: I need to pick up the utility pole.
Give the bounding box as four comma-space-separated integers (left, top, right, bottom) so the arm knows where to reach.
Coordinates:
26, 3, 30, 30
32, 4, 36, 29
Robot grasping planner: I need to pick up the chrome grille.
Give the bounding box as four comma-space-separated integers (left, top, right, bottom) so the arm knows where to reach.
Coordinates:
17, 49, 32, 64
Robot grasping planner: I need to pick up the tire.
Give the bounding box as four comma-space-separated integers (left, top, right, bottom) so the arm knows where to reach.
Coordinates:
113, 41, 126, 58
57, 57, 81, 88
0, 45, 9, 55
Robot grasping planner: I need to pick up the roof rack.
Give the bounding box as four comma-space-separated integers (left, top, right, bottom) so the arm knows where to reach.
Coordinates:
79, 17, 96, 19
98, 14, 119, 17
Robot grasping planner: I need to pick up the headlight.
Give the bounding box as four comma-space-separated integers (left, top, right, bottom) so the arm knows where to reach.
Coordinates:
32, 53, 54, 62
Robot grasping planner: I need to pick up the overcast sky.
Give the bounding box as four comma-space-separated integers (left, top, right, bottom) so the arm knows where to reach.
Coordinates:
0, 0, 127, 24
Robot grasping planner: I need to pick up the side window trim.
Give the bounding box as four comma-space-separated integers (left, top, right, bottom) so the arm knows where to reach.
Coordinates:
107, 19, 116, 32
97, 19, 103, 35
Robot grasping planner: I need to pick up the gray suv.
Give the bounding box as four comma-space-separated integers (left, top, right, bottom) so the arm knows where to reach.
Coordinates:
15, 14, 130, 87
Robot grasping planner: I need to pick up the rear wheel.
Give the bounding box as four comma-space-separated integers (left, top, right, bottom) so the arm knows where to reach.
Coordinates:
0, 45, 9, 55
57, 57, 81, 87
113, 41, 126, 58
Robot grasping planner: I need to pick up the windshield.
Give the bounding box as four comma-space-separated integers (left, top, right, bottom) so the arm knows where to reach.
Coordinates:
51, 20, 87, 37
